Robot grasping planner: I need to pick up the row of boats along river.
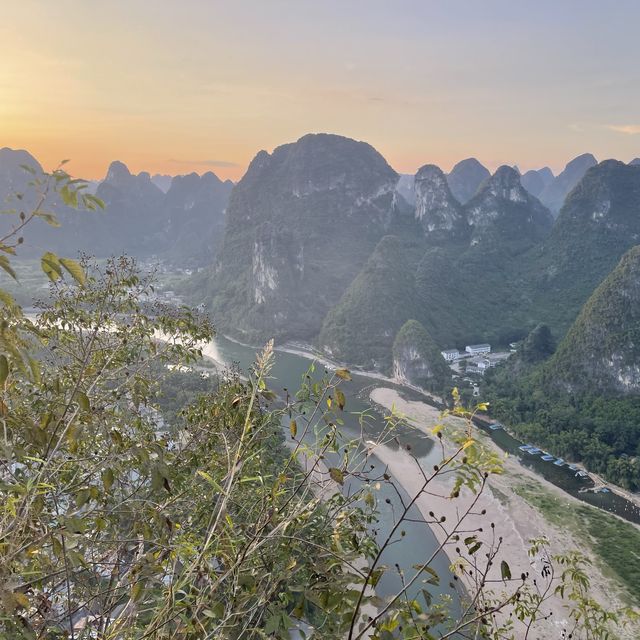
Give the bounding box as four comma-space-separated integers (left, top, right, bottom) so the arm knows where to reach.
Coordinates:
200, 333, 640, 615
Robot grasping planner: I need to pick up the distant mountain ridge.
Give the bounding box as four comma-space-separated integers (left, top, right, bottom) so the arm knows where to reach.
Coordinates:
207, 134, 640, 379
0, 149, 232, 265
538, 153, 597, 214
446, 157, 490, 203
521, 167, 554, 198
319, 154, 554, 368
5, 138, 640, 395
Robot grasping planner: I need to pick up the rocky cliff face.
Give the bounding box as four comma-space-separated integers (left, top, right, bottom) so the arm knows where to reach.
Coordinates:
446, 158, 490, 204
539, 153, 597, 214
465, 166, 553, 253
211, 133, 400, 342
392, 320, 451, 392
396, 174, 416, 205
545, 246, 640, 395
151, 174, 173, 193
414, 164, 467, 242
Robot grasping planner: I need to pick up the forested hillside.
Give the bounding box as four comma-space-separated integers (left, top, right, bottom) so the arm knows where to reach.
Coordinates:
483, 246, 640, 489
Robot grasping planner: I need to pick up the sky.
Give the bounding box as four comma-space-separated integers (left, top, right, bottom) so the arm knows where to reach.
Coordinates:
2, 0, 639, 181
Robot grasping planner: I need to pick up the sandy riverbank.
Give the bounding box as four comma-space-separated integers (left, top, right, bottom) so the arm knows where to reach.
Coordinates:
368, 387, 634, 639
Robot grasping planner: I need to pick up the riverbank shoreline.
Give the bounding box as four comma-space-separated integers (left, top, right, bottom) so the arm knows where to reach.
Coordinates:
368, 387, 635, 638
472, 414, 640, 512
223, 332, 640, 522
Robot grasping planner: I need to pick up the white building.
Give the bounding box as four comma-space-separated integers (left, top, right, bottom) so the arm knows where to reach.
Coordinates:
473, 358, 491, 371
465, 343, 491, 355
441, 349, 460, 362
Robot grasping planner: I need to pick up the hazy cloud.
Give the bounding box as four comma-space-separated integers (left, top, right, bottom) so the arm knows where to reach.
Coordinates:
605, 124, 640, 135
168, 158, 240, 168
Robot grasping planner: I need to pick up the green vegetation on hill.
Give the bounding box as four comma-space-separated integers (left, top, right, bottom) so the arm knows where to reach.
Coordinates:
392, 319, 452, 394
524, 160, 640, 338
544, 245, 640, 395
519, 323, 556, 365
483, 249, 640, 489
318, 234, 423, 371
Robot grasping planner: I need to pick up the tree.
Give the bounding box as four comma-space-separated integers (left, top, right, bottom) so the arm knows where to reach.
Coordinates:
0, 164, 635, 639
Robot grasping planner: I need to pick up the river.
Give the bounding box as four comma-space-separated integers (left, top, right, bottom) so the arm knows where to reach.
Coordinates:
205, 334, 464, 619
198, 330, 640, 636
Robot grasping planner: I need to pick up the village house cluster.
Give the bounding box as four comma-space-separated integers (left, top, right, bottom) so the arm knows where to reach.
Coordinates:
441, 343, 495, 375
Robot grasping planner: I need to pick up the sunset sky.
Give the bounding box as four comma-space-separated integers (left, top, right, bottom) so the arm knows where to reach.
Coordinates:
2, 0, 639, 181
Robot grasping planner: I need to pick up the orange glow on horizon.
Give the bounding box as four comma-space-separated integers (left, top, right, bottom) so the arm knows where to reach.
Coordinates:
2, 2, 639, 184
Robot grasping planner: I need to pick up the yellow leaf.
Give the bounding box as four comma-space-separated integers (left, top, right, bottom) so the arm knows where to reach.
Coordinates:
335, 388, 346, 411
462, 439, 474, 450
289, 419, 297, 438
59, 257, 86, 286
40, 252, 62, 282
431, 423, 444, 435
335, 368, 352, 381
13, 592, 30, 609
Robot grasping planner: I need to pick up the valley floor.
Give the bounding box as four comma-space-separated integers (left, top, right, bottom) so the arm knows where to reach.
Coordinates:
369, 387, 637, 639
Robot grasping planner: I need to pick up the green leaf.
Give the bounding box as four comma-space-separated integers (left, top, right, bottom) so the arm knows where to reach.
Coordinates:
74, 391, 90, 412
59, 258, 86, 286
131, 580, 145, 602
76, 488, 91, 507
37, 212, 61, 227
264, 613, 281, 635
0, 355, 8, 386
28, 357, 41, 385
501, 560, 512, 581
82, 193, 105, 210
60, 185, 78, 208
0, 255, 17, 280
370, 568, 385, 587
196, 469, 223, 491
102, 468, 114, 492
41, 252, 62, 281
329, 467, 344, 485
413, 564, 440, 585
0, 288, 17, 308
468, 542, 482, 555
